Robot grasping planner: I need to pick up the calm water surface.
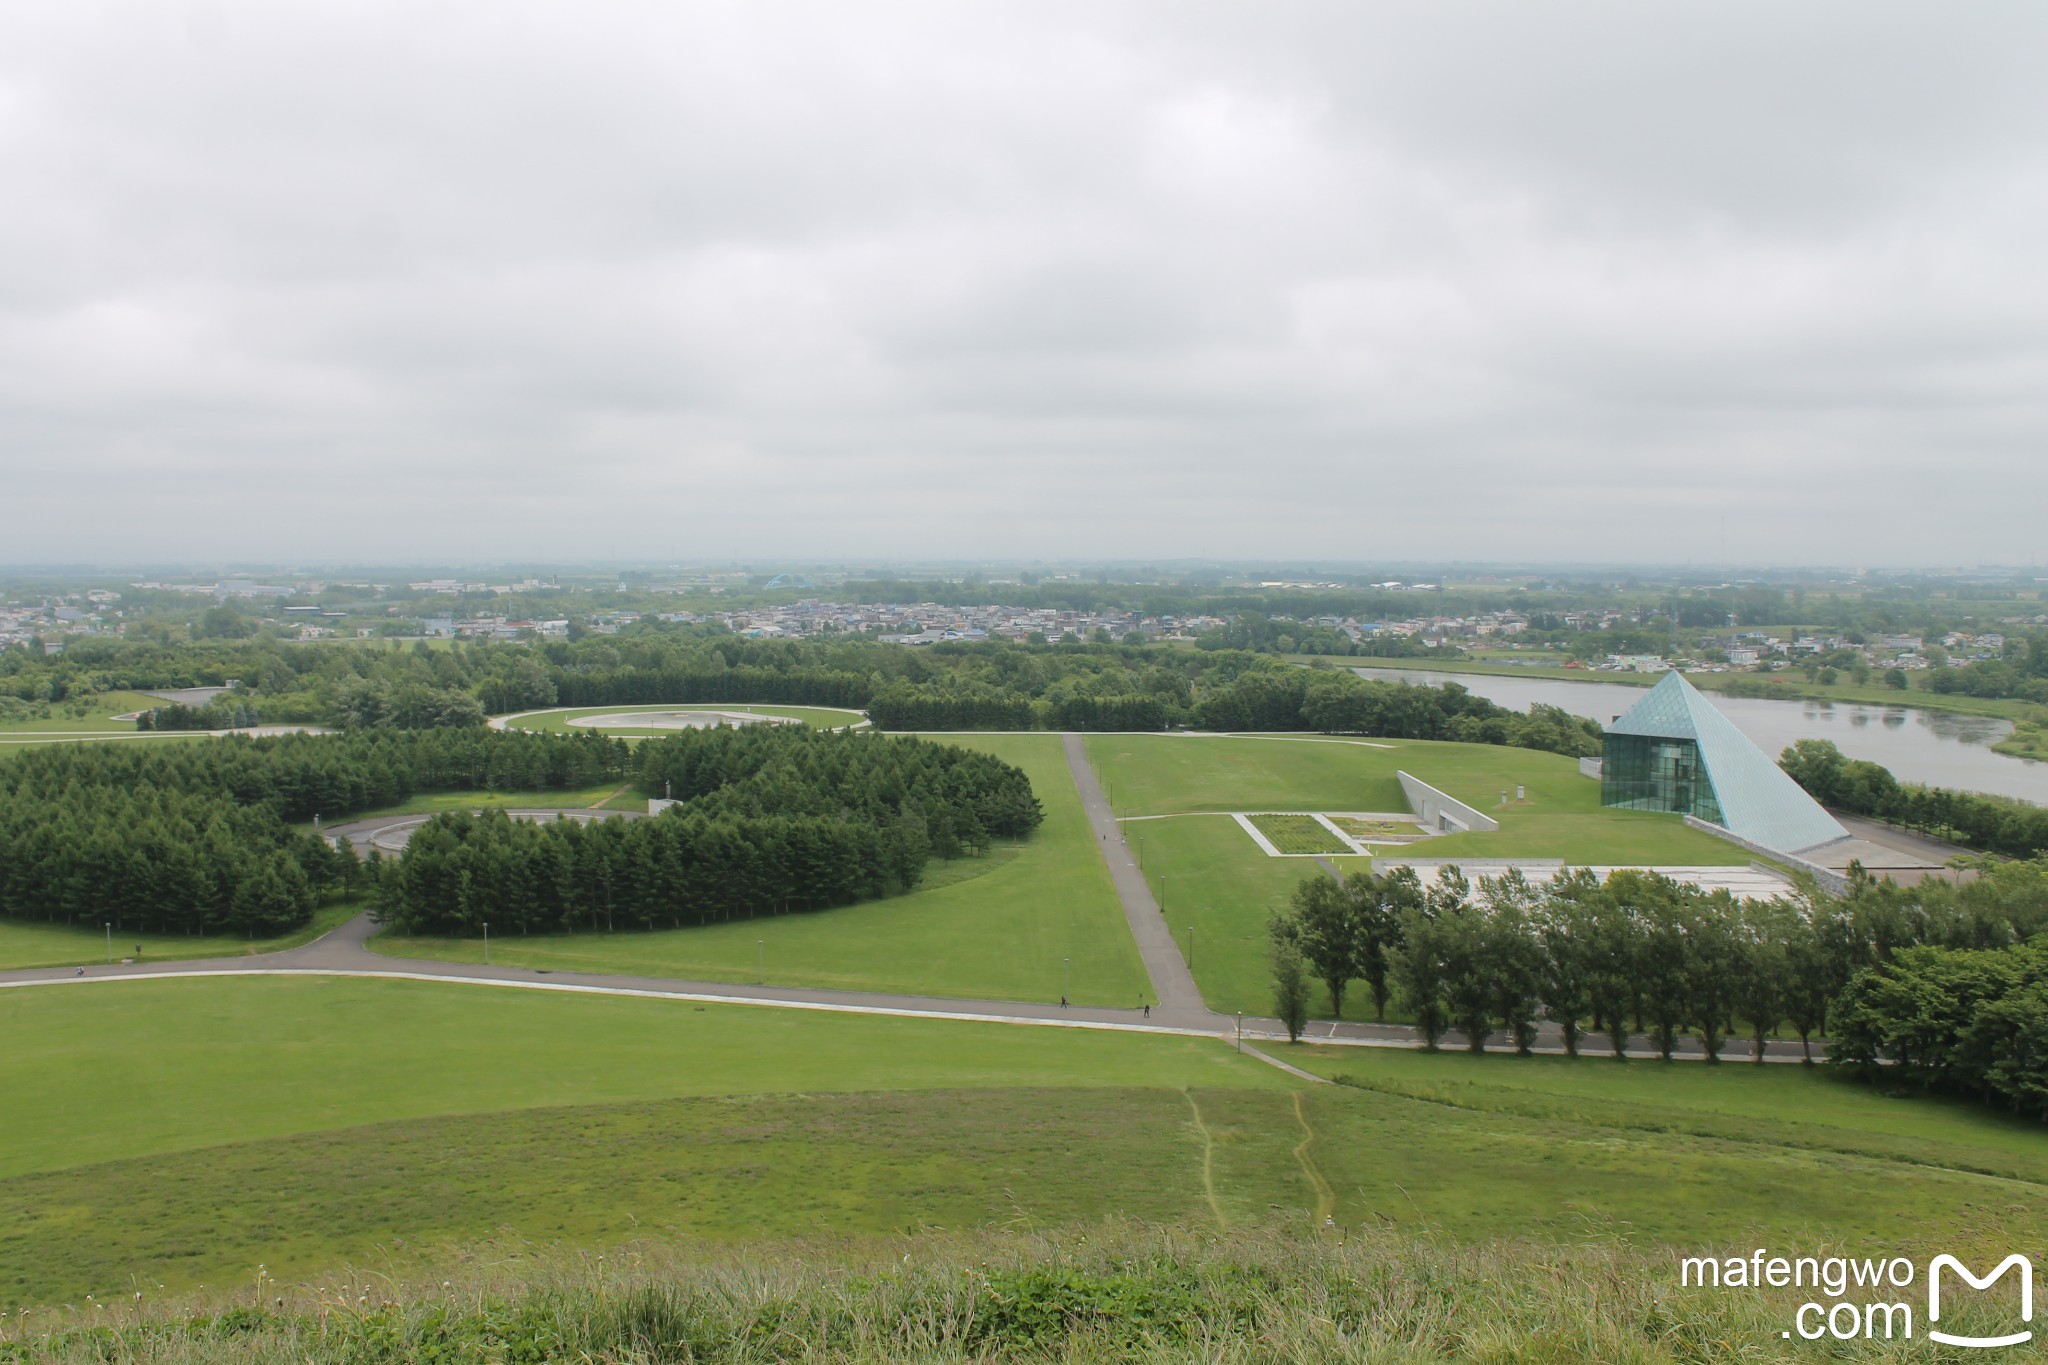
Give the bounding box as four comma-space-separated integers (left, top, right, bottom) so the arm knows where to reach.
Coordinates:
1361, 668, 2045, 804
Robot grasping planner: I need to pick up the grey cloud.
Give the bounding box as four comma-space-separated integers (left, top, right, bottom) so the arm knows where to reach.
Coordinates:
0, 0, 2044, 564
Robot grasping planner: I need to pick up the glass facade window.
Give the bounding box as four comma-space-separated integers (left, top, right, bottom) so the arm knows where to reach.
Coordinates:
1600, 734, 1725, 825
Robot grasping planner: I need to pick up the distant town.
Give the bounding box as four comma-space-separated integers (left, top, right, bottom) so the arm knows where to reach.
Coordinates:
3, 572, 2041, 683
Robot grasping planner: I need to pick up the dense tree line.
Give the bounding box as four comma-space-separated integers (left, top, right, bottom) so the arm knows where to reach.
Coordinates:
377, 728, 1042, 934
866, 658, 1601, 757
1831, 939, 2048, 1115
0, 729, 631, 935
1270, 861, 2048, 1079
7, 630, 1604, 757
0, 728, 629, 824
0, 784, 349, 935
135, 698, 260, 730
1202, 670, 1603, 757
1781, 739, 2048, 859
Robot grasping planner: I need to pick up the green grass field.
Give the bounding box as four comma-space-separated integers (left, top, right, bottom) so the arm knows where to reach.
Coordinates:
1090, 733, 1743, 862
501, 703, 868, 735
1129, 813, 1352, 1016
1087, 735, 1408, 815
0, 901, 359, 971
0, 976, 1286, 1184
1095, 734, 1743, 1017
4, 977, 2045, 1304
372, 735, 1153, 1007
1290, 1042, 2048, 1184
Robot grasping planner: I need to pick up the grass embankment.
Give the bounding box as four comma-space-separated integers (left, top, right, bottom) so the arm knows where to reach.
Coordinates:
1993, 716, 2048, 762
4, 979, 2046, 1309
1092, 734, 1745, 1017
373, 735, 1152, 1007
0, 902, 359, 971
1291, 1043, 2048, 1187
9, 1226, 2037, 1365
501, 703, 867, 735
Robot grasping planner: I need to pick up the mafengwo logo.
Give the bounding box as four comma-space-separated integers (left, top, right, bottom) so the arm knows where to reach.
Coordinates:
1679, 1249, 2034, 1346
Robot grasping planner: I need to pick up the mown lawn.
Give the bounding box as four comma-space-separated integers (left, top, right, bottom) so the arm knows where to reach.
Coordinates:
1083, 734, 1409, 815
1288, 1042, 2048, 1181
4, 1032, 2045, 1304
0, 975, 1287, 1184
372, 735, 1153, 1007
1127, 813, 1354, 1017
0, 901, 360, 971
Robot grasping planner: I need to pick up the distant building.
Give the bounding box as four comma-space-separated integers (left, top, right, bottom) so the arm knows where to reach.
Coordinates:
1601, 672, 1846, 854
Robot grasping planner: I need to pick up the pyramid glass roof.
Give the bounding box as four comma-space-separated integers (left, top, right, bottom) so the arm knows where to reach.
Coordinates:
1605, 672, 1848, 854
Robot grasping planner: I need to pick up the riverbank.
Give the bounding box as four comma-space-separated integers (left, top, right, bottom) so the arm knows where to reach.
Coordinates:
1315, 654, 2035, 722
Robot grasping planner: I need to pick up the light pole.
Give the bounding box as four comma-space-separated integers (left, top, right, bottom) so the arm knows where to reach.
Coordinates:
757, 939, 764, 984
1186, 926, 1195, 970
482, 922, 489, 965
1236, 1012, 1243, 1052
104, 922, 112, 965
1063, 956, 1070, 1002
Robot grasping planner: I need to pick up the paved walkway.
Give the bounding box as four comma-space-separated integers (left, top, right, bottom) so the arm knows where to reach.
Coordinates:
1062, 733, 1206, 1019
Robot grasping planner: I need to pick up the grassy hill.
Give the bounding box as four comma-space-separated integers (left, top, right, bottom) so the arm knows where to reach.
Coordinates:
3, 975, 2045, 1308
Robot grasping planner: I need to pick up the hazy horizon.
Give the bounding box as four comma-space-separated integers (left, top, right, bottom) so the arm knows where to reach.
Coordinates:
4, 2, 2045, 565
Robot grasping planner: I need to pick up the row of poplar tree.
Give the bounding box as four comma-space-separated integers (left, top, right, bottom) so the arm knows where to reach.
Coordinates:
374, 728, 1042, 934
1269, 860, 2048, 1097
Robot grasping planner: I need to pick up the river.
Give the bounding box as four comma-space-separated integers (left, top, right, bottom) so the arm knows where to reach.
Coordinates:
1360, 668, 2047, 804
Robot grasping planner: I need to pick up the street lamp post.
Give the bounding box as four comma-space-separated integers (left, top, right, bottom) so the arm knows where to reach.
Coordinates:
104, 922, 112, 965
1186, 926, 1195, 970
757, 939, 764, 985
482, 922, 489, 966
1063, 956, 1070, 1003
1236, 1012, 1243, 1052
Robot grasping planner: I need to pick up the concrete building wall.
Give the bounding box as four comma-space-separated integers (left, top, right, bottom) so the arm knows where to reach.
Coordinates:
1396, 771, 1501, 835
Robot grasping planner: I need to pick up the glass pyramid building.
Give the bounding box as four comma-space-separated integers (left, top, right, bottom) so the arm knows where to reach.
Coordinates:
1600, 671, 1848, 854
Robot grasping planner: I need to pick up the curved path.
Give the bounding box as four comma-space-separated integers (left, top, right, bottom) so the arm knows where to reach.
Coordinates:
0, 734, 1824, 1063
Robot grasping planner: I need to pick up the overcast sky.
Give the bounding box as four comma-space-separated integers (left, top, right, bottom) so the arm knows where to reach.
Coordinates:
3, 2, 2045, 567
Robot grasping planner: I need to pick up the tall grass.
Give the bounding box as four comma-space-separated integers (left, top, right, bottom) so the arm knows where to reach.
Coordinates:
0, 1221, 1994, 1362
